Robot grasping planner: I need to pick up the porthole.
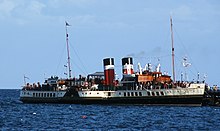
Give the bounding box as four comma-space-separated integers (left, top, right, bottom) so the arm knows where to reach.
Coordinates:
152, 92, 155, 96
139, 92, 142, 96
135, 92, 138, 96
127, 92, 130, 97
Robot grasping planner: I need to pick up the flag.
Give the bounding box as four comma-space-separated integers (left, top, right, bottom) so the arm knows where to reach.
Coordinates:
65, 21, 71, 26
24, 75, 29, 80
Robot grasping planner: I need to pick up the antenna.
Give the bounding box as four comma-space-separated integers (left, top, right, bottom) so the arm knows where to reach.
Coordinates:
181, 72, 183, 82
65, 21, 71, 79
203, 74, 207, 82
170, 16, 175, 82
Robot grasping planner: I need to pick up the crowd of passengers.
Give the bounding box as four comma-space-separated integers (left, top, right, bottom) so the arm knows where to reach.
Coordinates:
142, 80, 205, 90
206, 85, 219, 91
22, 75, 88, 91
22, 82, 59, 91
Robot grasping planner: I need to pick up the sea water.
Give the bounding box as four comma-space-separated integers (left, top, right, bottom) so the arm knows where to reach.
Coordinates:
0, 89, 220, 130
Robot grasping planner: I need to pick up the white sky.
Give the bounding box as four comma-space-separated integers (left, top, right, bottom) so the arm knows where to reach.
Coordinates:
0, 0, 220, 89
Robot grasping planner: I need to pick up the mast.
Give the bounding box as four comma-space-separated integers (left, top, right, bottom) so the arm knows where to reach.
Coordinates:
65, 21, 71, 79
170, 16, 175, 82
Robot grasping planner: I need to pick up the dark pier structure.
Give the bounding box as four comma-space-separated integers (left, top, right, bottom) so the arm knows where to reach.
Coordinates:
203, 87, 220, 106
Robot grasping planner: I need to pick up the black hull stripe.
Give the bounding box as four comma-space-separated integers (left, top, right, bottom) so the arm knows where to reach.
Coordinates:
20, 95, 203, 106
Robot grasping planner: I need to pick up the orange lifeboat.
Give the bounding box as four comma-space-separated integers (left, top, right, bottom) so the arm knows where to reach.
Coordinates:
137, 75, 154, 82
156, 75, 171, 83
58, 80, 66, 85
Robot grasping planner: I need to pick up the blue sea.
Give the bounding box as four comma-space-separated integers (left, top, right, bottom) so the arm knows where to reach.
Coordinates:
1, 89, 220, 130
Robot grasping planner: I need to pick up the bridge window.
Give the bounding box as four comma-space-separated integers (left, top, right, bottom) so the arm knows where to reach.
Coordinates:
147, 92, 150, 96
124, 92, 126, 97
33, 93, 35, 97
131, 92, 134, 96
127, 92, 130, 97
156, 92, 160, 96
160, 92, 164, 96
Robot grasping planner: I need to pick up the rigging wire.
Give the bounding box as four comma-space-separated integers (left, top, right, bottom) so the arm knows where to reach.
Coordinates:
175, 55, 195, 80
173, 27, 199, 74
69, 42, 89, 75
55, 43, 66, 76
70, 58, 87, 76
132, 54, 170, 61
133, 54, 171, 69
54, 24, 88, 78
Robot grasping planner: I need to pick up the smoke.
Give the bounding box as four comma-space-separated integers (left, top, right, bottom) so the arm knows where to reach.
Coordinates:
152, 47, 162, 56
126, 51, 145, 58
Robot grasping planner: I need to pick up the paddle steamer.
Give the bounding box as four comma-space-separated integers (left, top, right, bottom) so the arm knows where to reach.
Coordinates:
20, 18, 206, 106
